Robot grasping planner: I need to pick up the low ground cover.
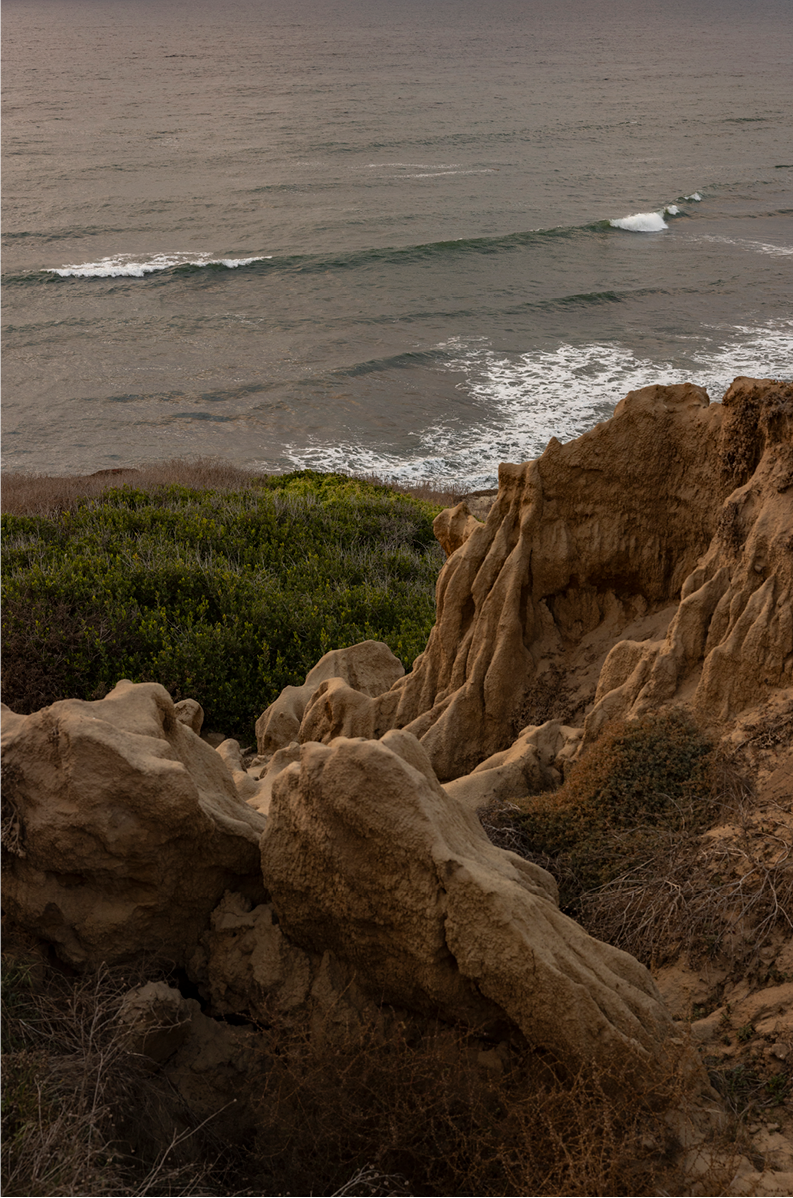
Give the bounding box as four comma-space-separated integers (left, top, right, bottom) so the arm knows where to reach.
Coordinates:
1, 946, 725, 1198
1, 469, 445, 739
485, 712, 719, 908
483, 712, 791, 974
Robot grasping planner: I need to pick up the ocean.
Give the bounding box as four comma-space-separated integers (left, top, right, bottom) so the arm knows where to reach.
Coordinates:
3, 0, 792, 488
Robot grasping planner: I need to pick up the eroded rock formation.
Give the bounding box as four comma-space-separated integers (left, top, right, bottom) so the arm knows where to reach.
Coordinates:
255, 639, 404, 756
586, 378, 793, 739
3, 376, 791, 1186
260, 728, 688, 1081
1, 680, 266, 967
282, 377, 792, 781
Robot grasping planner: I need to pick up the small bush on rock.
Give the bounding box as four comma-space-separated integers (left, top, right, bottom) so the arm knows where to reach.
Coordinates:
506, 711, 718, 902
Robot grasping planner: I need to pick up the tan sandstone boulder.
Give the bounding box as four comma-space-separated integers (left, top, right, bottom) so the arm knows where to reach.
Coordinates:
118, 980, 259, 1137
261, 729, 699, 1083
432, 500, 483, 557
1, 680, 267, 967
174, 697, 204, 735
442, 720, 583, 813
245, 741, 302, 815
255, 640, 404, 756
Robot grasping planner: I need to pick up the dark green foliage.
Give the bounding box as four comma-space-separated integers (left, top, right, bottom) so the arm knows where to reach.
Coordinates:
511, 712, 718, 907
1, 471, 444, 739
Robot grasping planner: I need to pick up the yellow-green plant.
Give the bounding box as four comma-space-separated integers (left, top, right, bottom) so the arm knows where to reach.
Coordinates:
1, 471, 444, 738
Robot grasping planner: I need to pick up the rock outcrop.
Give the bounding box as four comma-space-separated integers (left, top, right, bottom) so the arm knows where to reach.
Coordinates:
433, 500, 483, 557
255, 640, 404, 756
260, 728, 694, 1082
442, 719, 582, 812
118, 980, 259, 1136
4, 376, 791, 1193
1, 680, 266, 967
586, 377, 793, 739
285, 378, 792, 783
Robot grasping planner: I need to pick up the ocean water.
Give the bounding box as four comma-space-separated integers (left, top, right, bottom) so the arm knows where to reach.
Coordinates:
3, 0, 792, 488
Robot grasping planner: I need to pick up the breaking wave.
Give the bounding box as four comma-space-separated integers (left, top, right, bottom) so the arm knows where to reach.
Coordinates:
48, 252, 272, 278
610, 211, 668, 232
16, 196, 702, 286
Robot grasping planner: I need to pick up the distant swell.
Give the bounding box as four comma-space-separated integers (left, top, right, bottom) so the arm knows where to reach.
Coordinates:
10, 198, 701, 286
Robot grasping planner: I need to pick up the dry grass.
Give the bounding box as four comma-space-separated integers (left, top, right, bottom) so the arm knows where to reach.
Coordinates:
1, 940, 741, 1198
245, 1001, 724, 1198
575, 745, 792, 971
577, 833, 792, 971
1, 460, 469, 518
483, 736, 792, 975
1, 460, 258, 517
1, 952, 233, 1197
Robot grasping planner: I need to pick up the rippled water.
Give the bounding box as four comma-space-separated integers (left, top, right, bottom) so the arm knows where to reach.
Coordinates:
3, 0, 792, 485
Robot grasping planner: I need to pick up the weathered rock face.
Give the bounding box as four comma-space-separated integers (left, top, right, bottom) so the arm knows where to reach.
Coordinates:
261, 729, 689, 1080
587, 378, 793, 738
255, 640, 404, 757
118, 980, 260, 1137
442, 719, 583, 812
288, 378, 792, 782
433, 500, 483, 557
188, 891, 314, 1017
1, 681, 267, 968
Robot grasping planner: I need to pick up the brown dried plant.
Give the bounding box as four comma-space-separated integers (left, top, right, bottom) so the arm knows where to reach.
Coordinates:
1, 954, 232, 1197
1, 459, 467, 518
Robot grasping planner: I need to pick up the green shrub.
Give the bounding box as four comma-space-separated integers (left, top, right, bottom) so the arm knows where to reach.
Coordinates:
1, 471, 444, 740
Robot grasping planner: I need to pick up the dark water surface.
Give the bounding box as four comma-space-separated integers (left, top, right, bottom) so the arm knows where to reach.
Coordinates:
3, 0, 792, 485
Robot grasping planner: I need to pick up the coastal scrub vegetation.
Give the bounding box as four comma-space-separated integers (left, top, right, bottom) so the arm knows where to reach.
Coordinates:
505, 711, 719, 903
1, 944, 734, 1198
483, 712, 792, 973
1, 469, 446, 740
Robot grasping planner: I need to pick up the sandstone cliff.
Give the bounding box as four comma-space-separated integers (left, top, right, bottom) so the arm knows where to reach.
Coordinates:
286, 377, 792, 787
3, 376, 792, 1196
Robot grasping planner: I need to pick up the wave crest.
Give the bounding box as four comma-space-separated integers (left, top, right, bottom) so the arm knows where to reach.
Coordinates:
609, 211, 668, 233
48, 252, 270, 279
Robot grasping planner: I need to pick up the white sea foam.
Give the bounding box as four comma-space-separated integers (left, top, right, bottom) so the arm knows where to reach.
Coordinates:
698, 234, 793, 258
610, 211, 668, 232
280, 321, 793, 490
684, 192, 703, 201
403, 169, 496, 178
367, 163, 463, 169
49, 252, 271, 278
664, 204, 681, 216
